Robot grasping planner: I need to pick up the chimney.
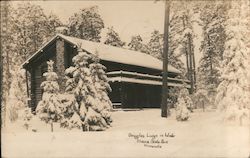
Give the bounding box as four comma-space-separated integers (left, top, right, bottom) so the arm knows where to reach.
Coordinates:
55, 26, 69, 35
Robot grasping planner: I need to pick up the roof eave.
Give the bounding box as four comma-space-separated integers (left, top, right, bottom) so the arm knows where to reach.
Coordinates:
21, 34, 61, 69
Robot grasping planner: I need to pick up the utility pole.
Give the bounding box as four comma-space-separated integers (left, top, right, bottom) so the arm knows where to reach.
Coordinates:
161, 0, 170, 118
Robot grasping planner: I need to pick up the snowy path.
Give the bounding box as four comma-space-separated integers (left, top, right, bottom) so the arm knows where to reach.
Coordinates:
2, 109, 250, 158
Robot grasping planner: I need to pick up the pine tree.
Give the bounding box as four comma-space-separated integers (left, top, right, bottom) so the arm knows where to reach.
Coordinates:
36, 60, 61, 131
180, 4, 196, 92
147, 28, 186, 77
68, 6, 104, 42
58, 92, 81, 130
168, 87, 182, 108
216, 0, 250, 124
171, 1, 194, 83
147, 30, 164, 60
44, 13, 63, 41
128, 35, 149, 53
169, 1, 197, 89
1, 1, 14, 127
175, 88, 192, 121
192, 88, 209, 111
65, 47, 112, 131
176, 98, 190, 121
104, 27, 125, 47
1, 2, 62, 127
6, 68, 27, 122
146, 28, 185, 106
23, 108, 33, 130
129, 29, 185, 77
89, 54, 113, 125
12, 2, 62, 62
198, 2, 228, 99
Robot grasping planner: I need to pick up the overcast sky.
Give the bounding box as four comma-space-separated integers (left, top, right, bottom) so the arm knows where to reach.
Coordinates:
12, 0, 202, 65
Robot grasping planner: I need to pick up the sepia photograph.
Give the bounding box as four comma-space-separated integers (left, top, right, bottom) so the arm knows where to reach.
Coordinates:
1, 0, 250, 157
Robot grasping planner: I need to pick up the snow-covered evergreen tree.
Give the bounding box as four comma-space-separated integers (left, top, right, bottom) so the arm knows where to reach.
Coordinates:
104, 27, 125, 47
179, 4, 196, 90
175, 88, 191, 121
22, 107, 33, 130
216, 0, 250, 124
68, 6, 104, 42
13, 2, 62, 62
198, 2, 228, 99
1, 2, 62, 128
36, 60, 61, 131
180, 88, 194, 112
89, 54, 113, 125
146, 29, 185, 77
59, 93, 82, 130
128, 28, 185, 79
169, 1, 183, 55
192, 88, 209, 111
1, 1, 15, 127
176, 98, 190, 121
168, 87, 182, 108
168, 1, 196, 78
6, 68, 27, 122
147, 30, 164, 60
128, 35, 149, 53
65, 47, 112, 131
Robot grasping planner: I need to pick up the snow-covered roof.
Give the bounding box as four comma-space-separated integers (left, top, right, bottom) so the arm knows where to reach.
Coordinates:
22, 34, 180, 73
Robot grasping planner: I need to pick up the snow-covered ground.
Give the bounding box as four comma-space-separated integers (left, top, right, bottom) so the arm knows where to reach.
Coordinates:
2, 109, 250, 158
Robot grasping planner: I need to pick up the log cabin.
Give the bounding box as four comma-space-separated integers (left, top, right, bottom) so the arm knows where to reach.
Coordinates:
22, 34, 190, 111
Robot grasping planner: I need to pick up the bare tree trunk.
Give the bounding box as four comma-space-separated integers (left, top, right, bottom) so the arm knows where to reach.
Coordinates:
188, 33, 194, 94
192, 46, 196, 90
182, 15, 191, 84
6, 49, 10, 95
207, 35, 213, 85
202, 100, 205, 112
51, 121, 54, 132
185, 49, 190, 80
1, 1, 10, 127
